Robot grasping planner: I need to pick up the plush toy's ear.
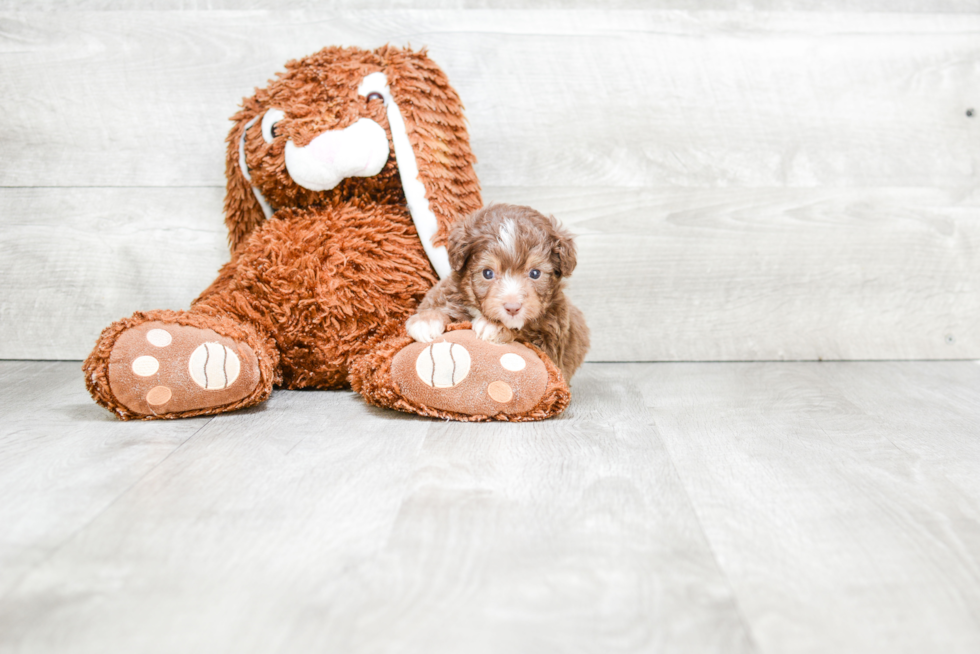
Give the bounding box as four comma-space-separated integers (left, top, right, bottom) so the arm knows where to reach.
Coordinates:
381, 47, 482, 249
223, 99, 270, 254
549, 215, 578, 278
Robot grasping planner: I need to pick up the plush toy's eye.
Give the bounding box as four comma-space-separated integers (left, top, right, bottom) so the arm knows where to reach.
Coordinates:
482, 269, 495, 280
366, 92, 384, 103
529, 269, 541, 280
260, 108, 286, 144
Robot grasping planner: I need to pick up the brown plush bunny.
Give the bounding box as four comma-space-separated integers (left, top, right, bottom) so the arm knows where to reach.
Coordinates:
83, 45, 570, 422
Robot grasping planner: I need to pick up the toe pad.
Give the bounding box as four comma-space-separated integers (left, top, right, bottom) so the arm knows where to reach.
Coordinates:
107, 321, 260, 417
391, 329, 551, 417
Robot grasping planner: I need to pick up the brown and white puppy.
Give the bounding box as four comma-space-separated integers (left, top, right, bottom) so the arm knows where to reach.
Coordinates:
406, 204, 590, 380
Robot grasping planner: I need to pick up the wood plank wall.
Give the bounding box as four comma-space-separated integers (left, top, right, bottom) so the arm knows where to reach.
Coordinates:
1, 2, 977, 361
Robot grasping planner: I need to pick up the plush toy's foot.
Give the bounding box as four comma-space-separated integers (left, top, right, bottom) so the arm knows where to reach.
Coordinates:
84, 310, 276, 420
350, 323, 571, 422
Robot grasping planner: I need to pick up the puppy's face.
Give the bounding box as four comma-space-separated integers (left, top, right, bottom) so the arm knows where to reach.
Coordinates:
450, 205, 577, 331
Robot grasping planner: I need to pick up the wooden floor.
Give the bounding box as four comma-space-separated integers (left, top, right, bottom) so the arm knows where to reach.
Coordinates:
1, 360, 979, 653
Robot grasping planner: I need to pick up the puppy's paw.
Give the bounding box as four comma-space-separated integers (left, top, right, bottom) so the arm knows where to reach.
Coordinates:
473, 315, 515, 344
407, 311, 448, 343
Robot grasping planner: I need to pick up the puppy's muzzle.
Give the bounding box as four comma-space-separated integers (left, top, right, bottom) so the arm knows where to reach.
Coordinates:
284, 119, 390, 192
504, 302, 522, 317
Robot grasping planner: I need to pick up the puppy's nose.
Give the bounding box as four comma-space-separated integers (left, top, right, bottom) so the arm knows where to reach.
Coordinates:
504, 302, 522, 316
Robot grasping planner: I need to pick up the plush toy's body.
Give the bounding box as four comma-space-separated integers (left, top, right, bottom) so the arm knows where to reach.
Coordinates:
194, 201, 434, 390
84, 45, 571, 422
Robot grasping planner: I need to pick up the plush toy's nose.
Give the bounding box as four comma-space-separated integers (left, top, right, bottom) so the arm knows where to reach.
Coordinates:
504, 302, 523, 316
284, 119, 390, 191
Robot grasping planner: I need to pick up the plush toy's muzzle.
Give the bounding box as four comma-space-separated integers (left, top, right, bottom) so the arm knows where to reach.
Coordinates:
81, 45, 571, 423
238, 70, 452, 279
283, 118, 390, 192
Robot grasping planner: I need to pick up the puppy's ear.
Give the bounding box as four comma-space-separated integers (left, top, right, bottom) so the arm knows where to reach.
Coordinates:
549, 216, 578, 278
448, 209, 482, 272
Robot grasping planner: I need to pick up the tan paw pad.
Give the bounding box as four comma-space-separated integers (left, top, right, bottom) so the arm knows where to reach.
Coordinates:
189, 342, 241, 390
146, 329, 173, 347
499, 353, 526, 371
391, 329, 548, 417
107, 320, 260, 417
487, 381, 513, 403
131, 355, 159, 377
146, 385, 172, 406
415, 341, 471, 388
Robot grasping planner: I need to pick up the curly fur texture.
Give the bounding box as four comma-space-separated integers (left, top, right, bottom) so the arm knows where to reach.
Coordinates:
350, 322, 571, 422
193, 202, 437, 389
407, 204, 590, 380
82, 309, 280, 420
224, 45, 480, 253
84, 45, 572, 422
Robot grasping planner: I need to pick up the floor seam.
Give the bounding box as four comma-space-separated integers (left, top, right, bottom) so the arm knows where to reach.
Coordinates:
0, 416, 216, 603
647, 409, 766, 654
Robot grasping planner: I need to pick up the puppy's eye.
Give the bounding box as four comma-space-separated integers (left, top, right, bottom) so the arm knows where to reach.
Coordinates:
482, 269, 495, 280
261, 108, 286, 144
366, 92, 384, 103
529, 269, 542, 280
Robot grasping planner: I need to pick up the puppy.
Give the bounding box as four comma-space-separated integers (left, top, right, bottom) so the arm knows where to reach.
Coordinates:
406, 204, 590, 380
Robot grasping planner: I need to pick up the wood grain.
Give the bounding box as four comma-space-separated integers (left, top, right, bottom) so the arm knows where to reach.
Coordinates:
0, 11, 976, 188
4, 360, 980, 652
305, 367, 753, 653
0, 8, 977, 362
0, 187, 229, 360
486, 185, 980, 362
3, 186, 976, 361
636, 360, 980, 654
0, 360, 209, 597
807, 361, 980, 501
0, 361, 754, 653
2, 1, 978, 11
0, 369, 432, 653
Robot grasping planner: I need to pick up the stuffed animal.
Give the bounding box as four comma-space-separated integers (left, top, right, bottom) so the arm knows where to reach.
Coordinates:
83, 45, 570, 422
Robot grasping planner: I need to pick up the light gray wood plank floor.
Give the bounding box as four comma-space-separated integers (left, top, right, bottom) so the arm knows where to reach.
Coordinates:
1, 360, 979, 653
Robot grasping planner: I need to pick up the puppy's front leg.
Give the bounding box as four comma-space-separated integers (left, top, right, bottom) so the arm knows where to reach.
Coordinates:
472, 315, 515, 344
407, 309, 450, 343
